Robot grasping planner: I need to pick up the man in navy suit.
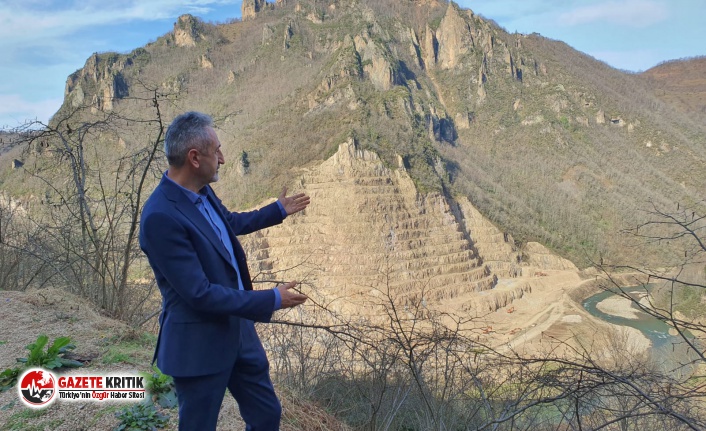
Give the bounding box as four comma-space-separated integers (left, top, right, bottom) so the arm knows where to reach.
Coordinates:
139, 111, 309, 430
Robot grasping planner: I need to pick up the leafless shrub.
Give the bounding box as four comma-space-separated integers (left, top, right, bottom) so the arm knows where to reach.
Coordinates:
0, 83, 173, 323
257, 241, 706, 430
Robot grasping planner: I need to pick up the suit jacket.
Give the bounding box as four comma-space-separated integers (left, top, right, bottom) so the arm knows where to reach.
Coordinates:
139, 176, 284, 377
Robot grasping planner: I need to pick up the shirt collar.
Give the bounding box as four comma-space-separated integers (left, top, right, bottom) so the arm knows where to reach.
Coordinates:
163, 171, 208, 204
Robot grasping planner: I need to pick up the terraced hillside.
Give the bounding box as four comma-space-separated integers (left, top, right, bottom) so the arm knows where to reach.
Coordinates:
243, 139, 538, 314
2, 0, 705, 314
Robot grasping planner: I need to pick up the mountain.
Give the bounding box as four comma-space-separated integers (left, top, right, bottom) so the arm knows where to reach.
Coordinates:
640, 56, 706, 117
2, 5, 705, 428
4, 0, 706, 310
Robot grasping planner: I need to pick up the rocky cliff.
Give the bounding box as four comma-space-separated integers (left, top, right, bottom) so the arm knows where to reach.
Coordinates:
242, 0, 268, 21
64, 52, 131, 112
173, 14, 207, 47
241, 139, 535, 314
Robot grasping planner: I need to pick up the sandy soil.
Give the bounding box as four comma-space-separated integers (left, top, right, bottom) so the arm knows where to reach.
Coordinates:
461, 270, 652, 356
594, 295, 651, 355
596, 296, 641, 319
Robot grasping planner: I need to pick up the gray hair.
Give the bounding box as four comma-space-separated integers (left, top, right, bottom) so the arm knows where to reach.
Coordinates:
164, 111, 214, 167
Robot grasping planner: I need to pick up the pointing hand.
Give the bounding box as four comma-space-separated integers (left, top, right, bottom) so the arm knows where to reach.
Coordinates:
276, 281, 308, 309
278, 186, 310, 216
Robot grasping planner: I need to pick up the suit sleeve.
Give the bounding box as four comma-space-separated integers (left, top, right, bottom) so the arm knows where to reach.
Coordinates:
211, 193, 284, 236
141, 210, 276, 321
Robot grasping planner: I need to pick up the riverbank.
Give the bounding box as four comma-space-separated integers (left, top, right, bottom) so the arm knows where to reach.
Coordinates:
609, 324, 651, 353
585, 289, 656, 354
596, 296, 641, 319
449, 267, 661, 360
592, 295, 651, 354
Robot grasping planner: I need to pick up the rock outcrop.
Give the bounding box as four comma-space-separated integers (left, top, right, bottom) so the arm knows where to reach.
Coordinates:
64, 53, 130, 111
354, 33, 400, 91
426, 105, 457, 143
173, 14, 204, 47
242, 0, 267, 21
307, 35, 362, 111
242, 140, 531, 314
435, 3, 474, 69
200, 54, 213, 69
422, 24, 437, 69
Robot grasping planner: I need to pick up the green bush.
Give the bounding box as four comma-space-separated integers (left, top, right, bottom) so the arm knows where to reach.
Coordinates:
0, 367, 20, 392
17, 334, 84, 369
140, 365, 177, 409
0, 334, 83, 392
114, 403, 169, 431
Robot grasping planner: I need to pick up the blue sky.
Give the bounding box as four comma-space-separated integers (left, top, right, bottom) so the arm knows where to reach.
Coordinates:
0, 0, 703, 128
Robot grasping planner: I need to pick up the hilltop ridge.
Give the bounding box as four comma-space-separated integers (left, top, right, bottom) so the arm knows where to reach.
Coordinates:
5, 0, 706, 287
640, 56, 706, 117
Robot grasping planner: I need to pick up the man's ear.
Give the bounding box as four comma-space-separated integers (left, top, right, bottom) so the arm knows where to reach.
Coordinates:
186, 148, 200, 168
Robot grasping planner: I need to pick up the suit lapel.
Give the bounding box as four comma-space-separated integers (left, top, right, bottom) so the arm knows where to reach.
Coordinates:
159, 178, 234, 266
205, 188, 254, 290
204, 189, 240, 251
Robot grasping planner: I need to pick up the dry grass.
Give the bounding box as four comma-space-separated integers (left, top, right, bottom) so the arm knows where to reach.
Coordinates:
0, 288, 350, 430
640, 56, 706, 116
280, 387, 352, 431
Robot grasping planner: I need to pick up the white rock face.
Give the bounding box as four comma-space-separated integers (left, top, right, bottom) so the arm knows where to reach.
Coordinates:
242, 140, 537, 314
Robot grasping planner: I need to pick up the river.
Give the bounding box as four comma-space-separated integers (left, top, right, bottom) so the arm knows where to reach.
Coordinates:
582, 286, 697, 374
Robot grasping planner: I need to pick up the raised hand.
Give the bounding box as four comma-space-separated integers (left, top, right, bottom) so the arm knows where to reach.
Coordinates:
278, 186, 310, 215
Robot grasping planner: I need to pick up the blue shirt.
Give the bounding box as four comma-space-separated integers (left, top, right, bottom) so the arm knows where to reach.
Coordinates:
163, 173, 284, 309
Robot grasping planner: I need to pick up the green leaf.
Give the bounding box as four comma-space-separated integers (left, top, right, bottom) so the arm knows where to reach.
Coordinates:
47, 337, 72, 356
57, 343, 77, 354
58, 358, 84, 368
114, 403, 169, 431
157, 391, 177, 409
15, 335, 83, 371
25, 334, 49, 366
0, 367, 20, 392
44, 358, 63, 369
0, 368, 19, 378
29, 334, 49, 353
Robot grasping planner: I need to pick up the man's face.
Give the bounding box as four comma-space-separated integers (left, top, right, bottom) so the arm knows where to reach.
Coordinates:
200, 127, 224, 183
